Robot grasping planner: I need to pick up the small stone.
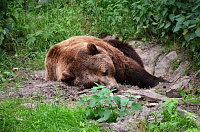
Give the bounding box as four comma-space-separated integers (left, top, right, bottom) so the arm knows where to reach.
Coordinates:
110, 93, 114, 97
13, 67, 19, 71
145, 102, 158, 108
166, 89, 182, 98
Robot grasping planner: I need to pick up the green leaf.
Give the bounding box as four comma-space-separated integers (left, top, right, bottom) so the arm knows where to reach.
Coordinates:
159, 98, 171, 108
162, 8, 168, 16
124, 93, 137, 99
169, 14, 175, 22
184, 33, 196, 41
18, 87, 24, 90
120, 98, 129, 106
161, 32, 165, 37
26, 35, 36, 45
152, 22, 158, 25
80, 94, 87, 98
113, 96, 121, 107
76, 99, 85, 107
159, 23, 165, 28
195, 28, 200, 37
177, 90, 186, 97
118, 111, 126, 117
0, 78, 6, 82
169, 0, 175, 5
86, 109, 91, 116
96, 117, 105, 122
97, 110, 111, 122
164, 22, 171, 29
188, 24, 196, 29
183, 20, 191, 26
118, 36, 123, 41
12, 73, 16, 78
3, 71, 10, 78
182, 41, 186, 47
143, 26, 148, 29
134, 17, 140, 22
35, 30, 43, 36
176, 2, 182, 8
185, 128, 200, 132
0, 33, 4, 45
175, 15, 185, 23
106, 96, 113, 105
89, 99, 99, 108
167, 103, 175, 114
89, 94, 98, 100
147, 124, 155, 130
192, 3, 200, 12
91, 86, 99, 92
190, 43, 196, 52
137, 5, 142, 9
130, 101, 142, 111
173, 23, 182, 32
0, 12, 3, 19
10, 15, 17, 23
183, 29, 188, 35
99, 98, 106, 105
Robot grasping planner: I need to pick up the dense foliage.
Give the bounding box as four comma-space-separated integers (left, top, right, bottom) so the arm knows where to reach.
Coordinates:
76, 0, 200, 68
0, 0, 199, 70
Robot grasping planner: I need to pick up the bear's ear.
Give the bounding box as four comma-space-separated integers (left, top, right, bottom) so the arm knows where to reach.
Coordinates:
87, 43, 99, 55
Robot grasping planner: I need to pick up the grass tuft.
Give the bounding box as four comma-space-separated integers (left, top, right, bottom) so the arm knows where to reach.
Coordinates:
0, 98, 101, 132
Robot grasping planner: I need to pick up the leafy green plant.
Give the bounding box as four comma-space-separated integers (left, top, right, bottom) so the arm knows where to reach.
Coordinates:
11, 82, 23, 90
0, 71, 16, 83
131, 0, 200, 67
76, 83, 142, 122
170, 59, 182, 71
0, 0, 17, 50
178, 89, 200, 105
145, 98, 199, 131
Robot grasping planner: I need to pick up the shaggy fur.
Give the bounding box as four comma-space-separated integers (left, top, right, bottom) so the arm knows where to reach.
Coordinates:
45, 36, 167, 89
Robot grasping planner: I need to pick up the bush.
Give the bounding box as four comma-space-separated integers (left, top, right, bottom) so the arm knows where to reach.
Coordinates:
76, 0, 200, 68
0, 0, 17, 51
131, 0, 200, 67
77, 83, 142, 122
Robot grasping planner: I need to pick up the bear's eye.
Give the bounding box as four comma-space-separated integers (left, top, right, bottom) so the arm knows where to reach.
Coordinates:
103, 70, 108, 76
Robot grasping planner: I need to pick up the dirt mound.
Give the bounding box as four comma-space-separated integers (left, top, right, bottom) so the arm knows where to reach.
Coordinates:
0, 41, 199, 131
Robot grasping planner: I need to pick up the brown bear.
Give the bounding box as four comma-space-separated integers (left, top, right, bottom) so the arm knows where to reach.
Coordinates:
45, 36, 167, 90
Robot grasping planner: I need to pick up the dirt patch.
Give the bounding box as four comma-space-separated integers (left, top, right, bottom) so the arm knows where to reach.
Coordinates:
0, 41, 199, 131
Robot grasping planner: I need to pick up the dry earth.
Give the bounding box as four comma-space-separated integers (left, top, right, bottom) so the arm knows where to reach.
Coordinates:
0, 40, 199, 131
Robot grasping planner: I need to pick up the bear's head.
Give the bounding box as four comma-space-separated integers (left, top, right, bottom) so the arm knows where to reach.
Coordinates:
59, 43, 118, 90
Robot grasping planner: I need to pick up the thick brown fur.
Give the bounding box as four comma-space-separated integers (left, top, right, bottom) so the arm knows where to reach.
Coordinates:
45, 36, 167, 89
103, 39, 144, 68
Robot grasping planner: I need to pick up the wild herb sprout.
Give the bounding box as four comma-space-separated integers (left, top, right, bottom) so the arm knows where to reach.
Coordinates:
77, 83, 142, 122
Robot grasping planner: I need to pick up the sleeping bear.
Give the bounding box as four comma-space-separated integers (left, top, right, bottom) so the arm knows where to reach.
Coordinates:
45, 36, 167, 90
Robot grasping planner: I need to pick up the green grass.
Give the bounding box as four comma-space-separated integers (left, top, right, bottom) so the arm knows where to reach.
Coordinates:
0, 0, 86, 72
142, 99, 199, 132
0, 98, 102, 132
